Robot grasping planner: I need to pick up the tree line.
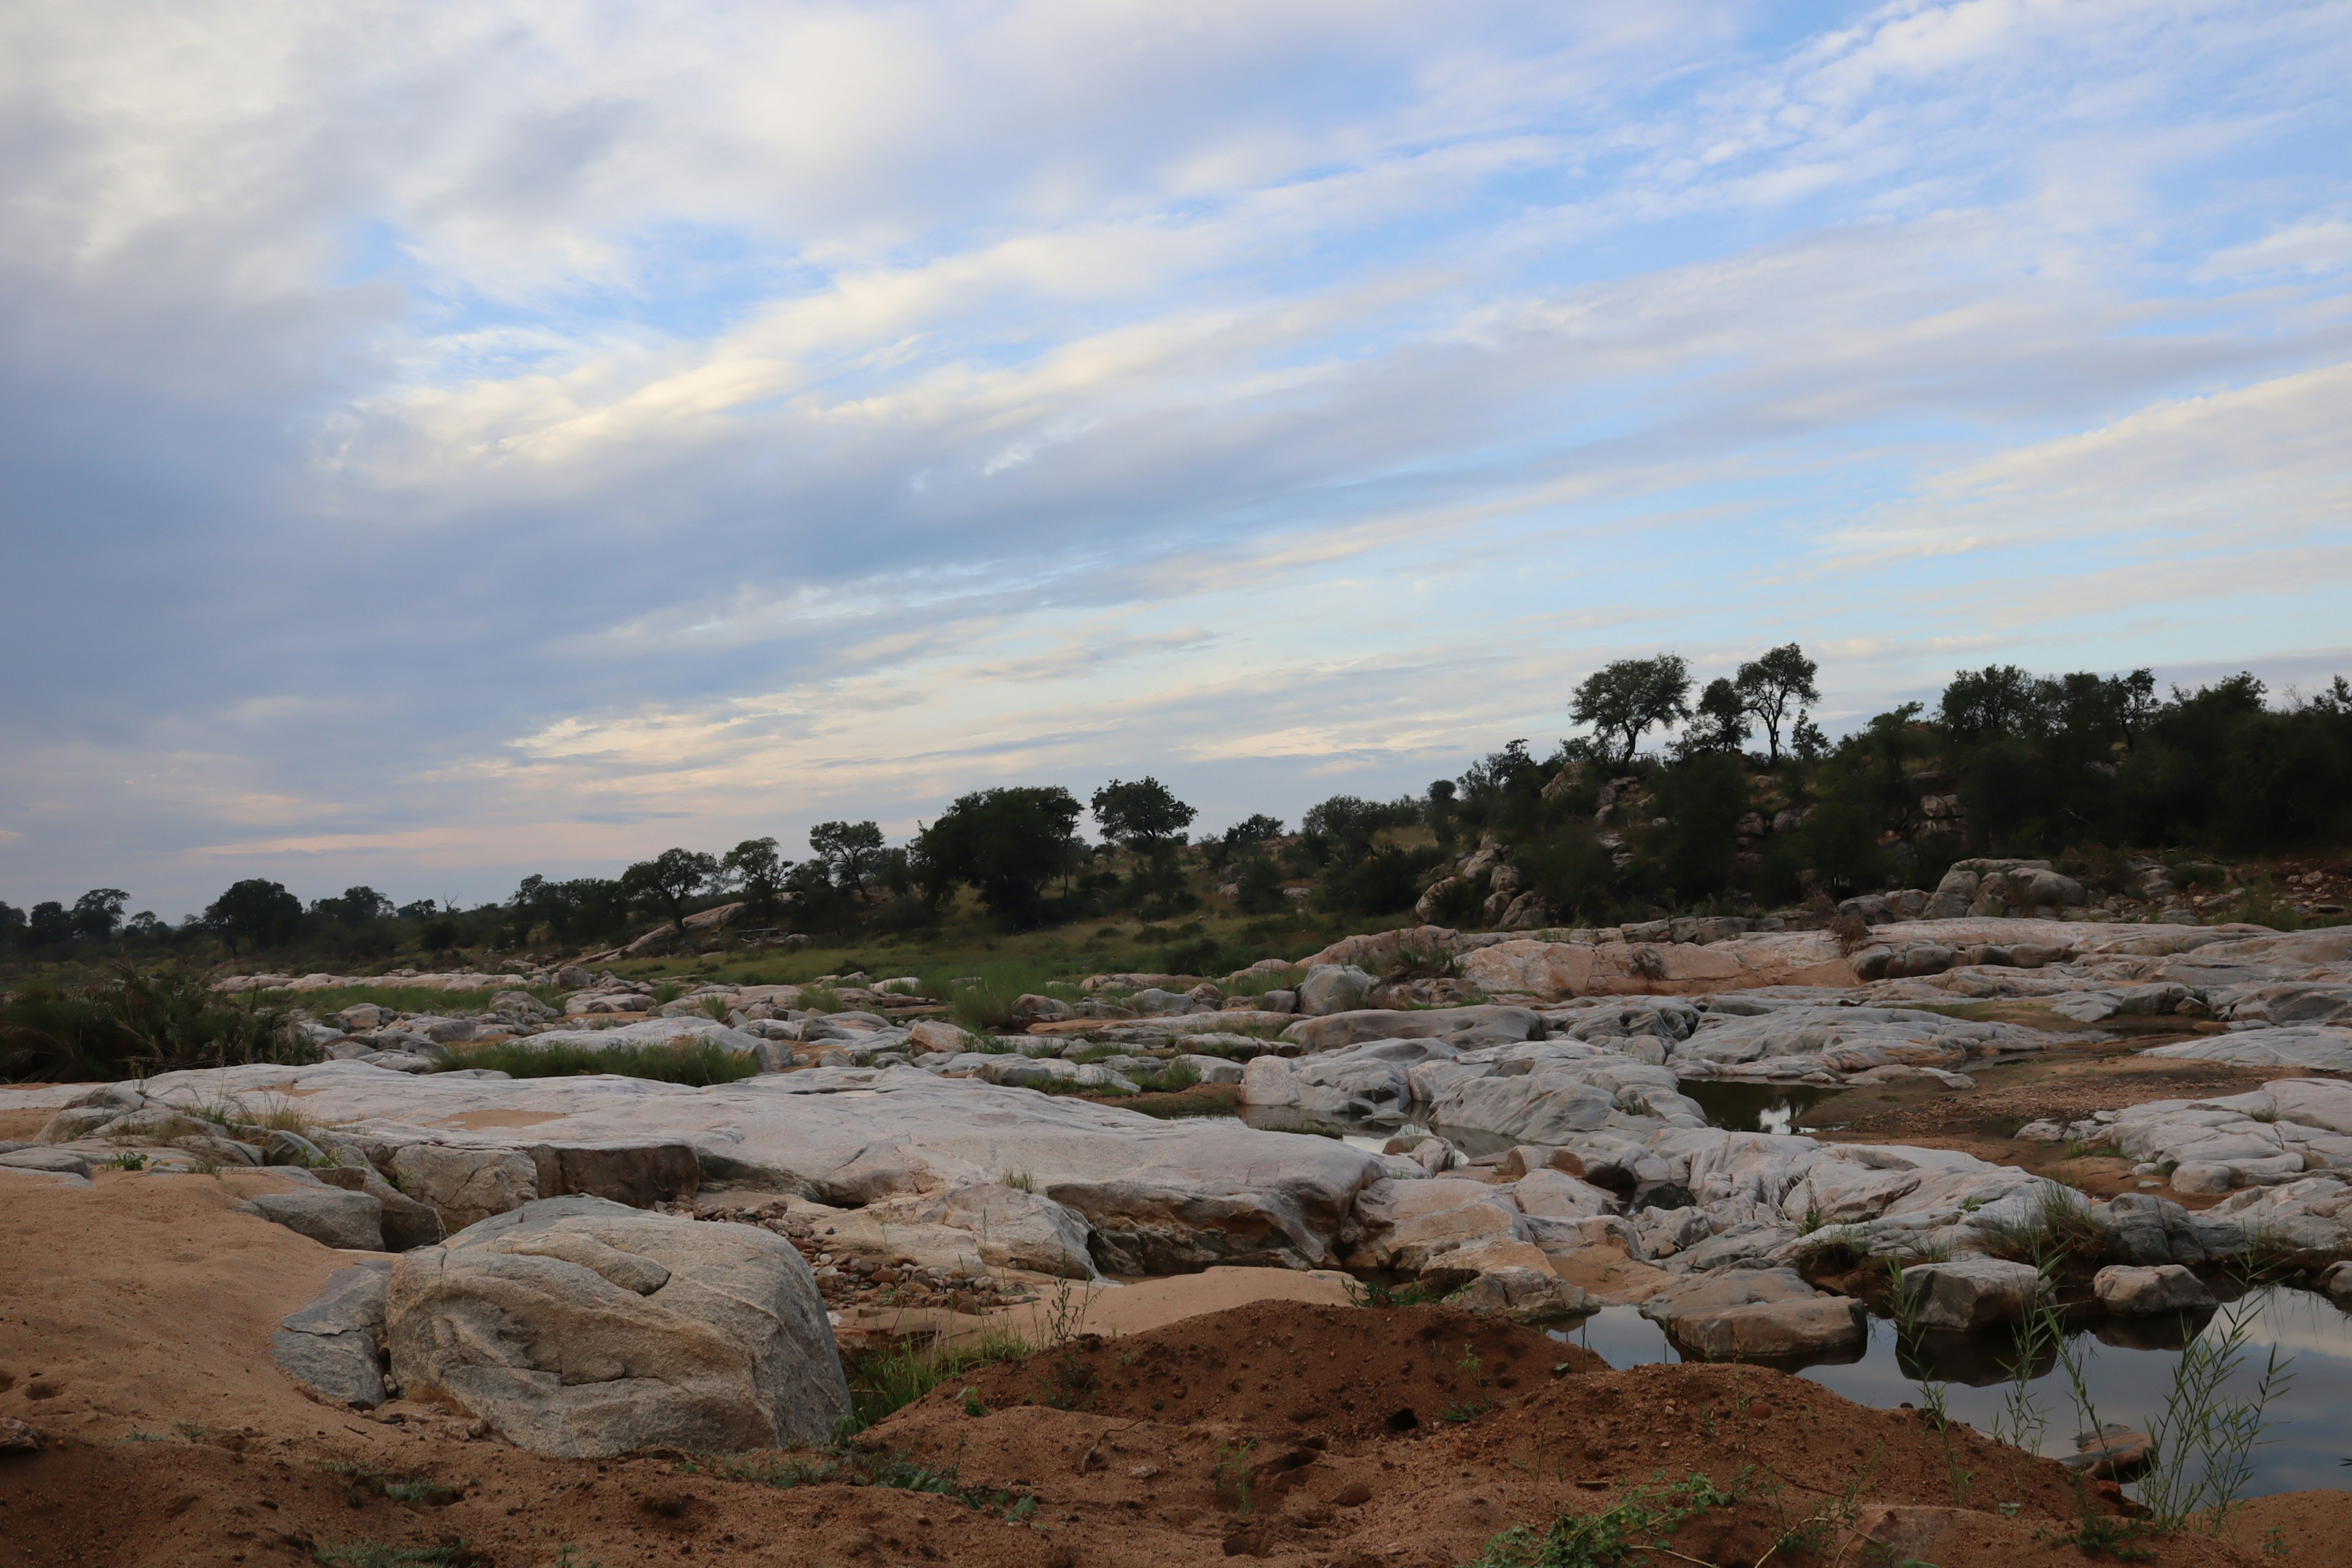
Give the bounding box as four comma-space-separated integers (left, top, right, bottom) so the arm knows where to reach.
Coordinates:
7, 648, 2349, 963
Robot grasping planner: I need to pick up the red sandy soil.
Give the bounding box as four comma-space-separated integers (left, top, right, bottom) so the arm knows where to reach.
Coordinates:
4, 1172, 2348, 1567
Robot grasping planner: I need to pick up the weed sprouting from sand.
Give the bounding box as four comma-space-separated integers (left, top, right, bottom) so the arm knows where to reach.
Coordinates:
1461, 1472, 1736, 1568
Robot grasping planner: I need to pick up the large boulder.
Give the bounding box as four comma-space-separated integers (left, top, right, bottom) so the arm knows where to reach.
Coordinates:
1281, 1006, 1542, 1054
1641, 1268, 1863, 1360
525, 1143, 700, 1209
1294, 964, 1376, 1017
388, 1196, 849, 1457
1902, 1258, 2041, 1330
2093, 1264, 2216, 1317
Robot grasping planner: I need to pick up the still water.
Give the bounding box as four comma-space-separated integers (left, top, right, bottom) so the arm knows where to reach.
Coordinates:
1567, 1287, 2352, 1497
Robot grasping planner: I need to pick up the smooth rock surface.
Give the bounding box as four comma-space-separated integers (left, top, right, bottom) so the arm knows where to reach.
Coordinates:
388, 1196, 850, 1457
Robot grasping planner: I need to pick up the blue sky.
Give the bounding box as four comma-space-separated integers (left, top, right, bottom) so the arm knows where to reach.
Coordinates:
2, 0, 2349, 918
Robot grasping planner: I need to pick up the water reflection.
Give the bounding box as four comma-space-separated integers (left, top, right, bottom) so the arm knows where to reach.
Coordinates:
1675, 1080, 1842, 1134
1560, 1287, 2352, 1497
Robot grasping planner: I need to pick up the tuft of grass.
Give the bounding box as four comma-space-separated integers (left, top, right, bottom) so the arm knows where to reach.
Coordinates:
1001, 1169, 1036, 1192
437, 1038, 761, 1085
839, 1323, 1034, 1433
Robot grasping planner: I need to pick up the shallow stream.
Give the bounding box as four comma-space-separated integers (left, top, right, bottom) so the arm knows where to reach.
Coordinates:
1566, 1286, 2352, 1498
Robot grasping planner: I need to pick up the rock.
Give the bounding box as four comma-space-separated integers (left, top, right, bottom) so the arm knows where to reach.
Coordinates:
311, 1164, 447, 1250
872, 1183, 1096, 1280
1450, 1266, 1590, 1321
1901, 1257, 2040, 1330
1346, 1178, 1525, 1275
1013, 993, 1075, 1024
524, 1143, 700, 1209
1496, 1145, 1586, 1182
1296, 965, 1378, 1016
1641, 1268, 1863, 1360
2322, 1261, 2352, 1305
387, 1195, 850, 1457
249, 1189, 387, 1251
0, 1417, 45, 1455
390, 1144, 541, 1229
2066, 1423, 2155, 1480
2092, 1264, 2216, 1316
271, 1262, 393, 1406
0, 1148, 93, 1179
1281, 1006, 1542, 1054
907, 1019, 968, 1053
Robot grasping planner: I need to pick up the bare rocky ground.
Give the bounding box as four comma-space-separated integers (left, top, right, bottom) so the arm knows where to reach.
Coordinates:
1, 1171, 2337, 1568
8, 900, 2352, 1562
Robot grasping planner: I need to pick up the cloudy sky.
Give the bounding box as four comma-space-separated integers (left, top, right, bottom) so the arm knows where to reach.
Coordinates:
4, 0, 2349, 918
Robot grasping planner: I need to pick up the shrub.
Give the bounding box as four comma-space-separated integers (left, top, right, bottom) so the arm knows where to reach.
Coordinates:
0, 968, 311, 1082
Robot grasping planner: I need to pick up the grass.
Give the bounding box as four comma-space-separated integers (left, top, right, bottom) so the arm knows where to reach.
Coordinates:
837, 1322, 1035, 1433
435, 1038, 762, 1085
1975, 1183, 2113, 1263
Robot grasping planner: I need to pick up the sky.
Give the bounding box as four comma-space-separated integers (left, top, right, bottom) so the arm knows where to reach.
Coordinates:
3, 0, 2349, 921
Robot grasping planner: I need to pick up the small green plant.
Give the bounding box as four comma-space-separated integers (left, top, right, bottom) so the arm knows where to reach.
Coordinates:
1458, 1341, 1483, 1374
2138, 1282, 2296, 1533
173, 1420, 206, 1441
699, 995, 733, 1022
1344, 1277, 1437, 1308
105, 1151, 147, 1170
649, 981, 683, 1005
962, 1387, 987, 1418
1442, 1400, 1495, 1423
1460, 1472, 1736, 1568
1213, 1439, 1257, 1515
1001, 1169, 1036, 1193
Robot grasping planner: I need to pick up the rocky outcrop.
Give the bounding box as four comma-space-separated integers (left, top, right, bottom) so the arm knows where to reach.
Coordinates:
247, 1189, 386, 1251
388, 1196, 849, 1457
271, 1262, 392, 1407
1640, 1268, 1864, 1360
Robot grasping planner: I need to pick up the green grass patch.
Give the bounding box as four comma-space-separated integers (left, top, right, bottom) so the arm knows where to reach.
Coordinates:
437, 1039, 761, 1085
840, 1324, 1036, 1433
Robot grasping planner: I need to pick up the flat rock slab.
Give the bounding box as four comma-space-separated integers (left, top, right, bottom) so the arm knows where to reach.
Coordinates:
2142, 1028, 2352, 1074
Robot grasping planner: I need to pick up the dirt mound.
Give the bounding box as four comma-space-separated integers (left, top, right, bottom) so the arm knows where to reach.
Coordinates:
1, 1174, 2338, 1567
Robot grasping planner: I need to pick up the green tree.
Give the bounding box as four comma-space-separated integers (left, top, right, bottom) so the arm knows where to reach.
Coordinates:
721, 837, 791, 918
26, 902, 70, 946
1570, 655, 1693, 765
620, 848, 720, 932
69, 888, 130, 941
1940, 665, 2039, 743
1234, 853, 1288, 914
1678, 679, 1752, 756
0, 902, 24, 946
204, 879, 303, 954
1652, 753, 1749, 893
807, 821, 886, 891
1733, 644, 1820, 763
914, 786, 1084, 925
1090, 778, 1197, 849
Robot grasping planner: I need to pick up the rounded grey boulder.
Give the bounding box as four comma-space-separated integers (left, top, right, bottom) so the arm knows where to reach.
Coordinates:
387, 1195, 849, 1457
